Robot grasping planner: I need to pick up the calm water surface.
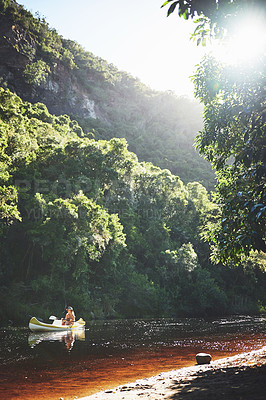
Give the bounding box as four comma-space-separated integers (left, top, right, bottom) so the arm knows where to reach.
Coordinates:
1, 316, 266, 400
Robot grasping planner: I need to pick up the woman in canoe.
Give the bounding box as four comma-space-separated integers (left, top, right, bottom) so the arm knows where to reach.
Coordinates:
62, 306, 75, 325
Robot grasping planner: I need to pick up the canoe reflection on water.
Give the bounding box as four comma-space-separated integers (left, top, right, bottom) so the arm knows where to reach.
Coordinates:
28, 328, 86, 350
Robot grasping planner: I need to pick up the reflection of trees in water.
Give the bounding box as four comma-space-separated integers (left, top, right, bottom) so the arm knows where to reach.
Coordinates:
28, 329, 85, 350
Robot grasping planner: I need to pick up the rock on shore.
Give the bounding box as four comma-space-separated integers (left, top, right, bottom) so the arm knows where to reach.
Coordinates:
78, 346, 266, 400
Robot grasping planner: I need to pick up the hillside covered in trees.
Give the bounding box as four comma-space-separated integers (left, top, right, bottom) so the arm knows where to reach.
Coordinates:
0, 0, 266, 324
0, 0, 214, 190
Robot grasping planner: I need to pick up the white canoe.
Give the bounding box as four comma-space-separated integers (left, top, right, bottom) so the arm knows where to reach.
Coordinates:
29, 316, 85, 332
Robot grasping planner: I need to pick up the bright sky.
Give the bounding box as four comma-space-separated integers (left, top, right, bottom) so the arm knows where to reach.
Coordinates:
19, 0, 206, 98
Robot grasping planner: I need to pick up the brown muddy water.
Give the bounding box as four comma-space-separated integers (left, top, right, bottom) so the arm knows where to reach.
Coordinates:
1, 316, 266, 400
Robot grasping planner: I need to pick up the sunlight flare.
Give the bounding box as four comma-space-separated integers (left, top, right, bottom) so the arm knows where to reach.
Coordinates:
211, 14, 266, 65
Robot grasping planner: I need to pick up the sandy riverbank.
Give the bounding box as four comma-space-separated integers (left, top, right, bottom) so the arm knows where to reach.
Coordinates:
78, 346, 266, 400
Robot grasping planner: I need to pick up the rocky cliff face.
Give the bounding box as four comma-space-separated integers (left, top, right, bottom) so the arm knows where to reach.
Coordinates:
0, 13, 98, 120
0, 15, 29, 90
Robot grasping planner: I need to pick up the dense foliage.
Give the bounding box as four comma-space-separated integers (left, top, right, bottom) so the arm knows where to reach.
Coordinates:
162, 0, 266, 263
1, 88, 266, 324
194, 55, 266, 263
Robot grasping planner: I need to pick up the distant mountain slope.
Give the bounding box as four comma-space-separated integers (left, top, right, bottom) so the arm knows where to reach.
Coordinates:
0, 0, 215, 189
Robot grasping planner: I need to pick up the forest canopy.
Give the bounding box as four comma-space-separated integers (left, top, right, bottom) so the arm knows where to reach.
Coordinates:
1, 87, 266, 323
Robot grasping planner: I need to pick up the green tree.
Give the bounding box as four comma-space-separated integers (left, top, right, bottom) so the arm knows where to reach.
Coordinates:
194, 55, 265, 263
0, 185, 21, 227
23, 60, 51, 86
162, 0, 266, 263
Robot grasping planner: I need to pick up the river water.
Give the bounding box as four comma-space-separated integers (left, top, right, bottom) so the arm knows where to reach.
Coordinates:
1, 315, 266, 400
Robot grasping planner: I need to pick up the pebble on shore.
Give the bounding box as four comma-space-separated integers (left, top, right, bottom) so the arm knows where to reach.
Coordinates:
196, 352, 212, 364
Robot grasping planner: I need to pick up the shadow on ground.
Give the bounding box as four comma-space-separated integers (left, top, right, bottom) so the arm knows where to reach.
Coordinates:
169, 364, 266, 400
